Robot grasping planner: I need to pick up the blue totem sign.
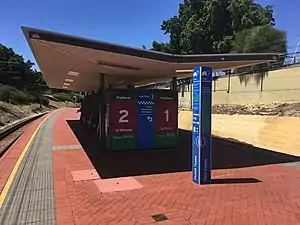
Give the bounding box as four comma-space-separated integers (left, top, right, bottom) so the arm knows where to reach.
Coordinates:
137, 90, 155, 149
192, 67, 212, 184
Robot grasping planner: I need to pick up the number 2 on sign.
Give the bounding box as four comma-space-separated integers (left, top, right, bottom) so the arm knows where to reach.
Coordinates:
164, 110, 169, 122
119, 110, 128, 123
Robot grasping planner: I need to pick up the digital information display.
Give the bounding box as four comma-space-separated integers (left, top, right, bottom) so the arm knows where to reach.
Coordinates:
192, 67, 212, 184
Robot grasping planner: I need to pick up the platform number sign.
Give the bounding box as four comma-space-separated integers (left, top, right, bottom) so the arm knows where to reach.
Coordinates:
154, 91, 178, 148
109, 97, 136, 135
156, 100, 177, 132
107, 91, 137, 150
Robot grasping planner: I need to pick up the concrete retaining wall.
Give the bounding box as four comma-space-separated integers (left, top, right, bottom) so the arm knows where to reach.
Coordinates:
179, 65, 300, 108
178, 110, 300, 156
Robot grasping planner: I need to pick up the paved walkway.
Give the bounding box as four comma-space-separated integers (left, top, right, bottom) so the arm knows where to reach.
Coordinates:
0, 108, 300, 225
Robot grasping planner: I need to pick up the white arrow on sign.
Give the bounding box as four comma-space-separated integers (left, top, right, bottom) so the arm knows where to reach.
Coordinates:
147, 116, 152, 122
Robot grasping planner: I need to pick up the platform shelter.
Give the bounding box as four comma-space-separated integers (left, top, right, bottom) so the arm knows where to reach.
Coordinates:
22, 26, 279, 184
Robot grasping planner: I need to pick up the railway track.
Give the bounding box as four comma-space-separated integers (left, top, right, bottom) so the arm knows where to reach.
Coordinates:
0, 113, 47, 157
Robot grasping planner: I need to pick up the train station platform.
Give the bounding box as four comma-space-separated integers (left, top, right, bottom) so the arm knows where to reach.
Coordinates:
0, 108, 300, 225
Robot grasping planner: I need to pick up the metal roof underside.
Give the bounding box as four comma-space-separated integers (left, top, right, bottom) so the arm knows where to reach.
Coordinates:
22, 26, 279, 91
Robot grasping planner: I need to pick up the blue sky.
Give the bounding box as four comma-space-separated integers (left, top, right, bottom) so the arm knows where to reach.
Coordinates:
0, 0, 299, 67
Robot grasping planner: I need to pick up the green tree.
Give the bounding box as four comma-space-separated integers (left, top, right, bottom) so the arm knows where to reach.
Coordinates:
151, 41, 172, 53
151, 0, 276, 54
232, 25, 287, 84
0, 44, 48, 92
0, 43, 52, 105
231, 25, 287, 53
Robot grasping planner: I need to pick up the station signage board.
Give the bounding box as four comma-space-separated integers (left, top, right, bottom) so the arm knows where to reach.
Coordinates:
155, 90, 178, 148
108, 91, 137, 150
192, 67, 212, 184
106, 89, 179, 151
137, 90, 155, 149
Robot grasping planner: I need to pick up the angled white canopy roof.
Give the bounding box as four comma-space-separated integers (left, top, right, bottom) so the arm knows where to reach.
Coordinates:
22, 26, 279, 91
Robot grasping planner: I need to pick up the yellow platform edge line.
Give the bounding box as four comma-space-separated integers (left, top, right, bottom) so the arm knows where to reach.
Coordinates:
0, 112, 52, 208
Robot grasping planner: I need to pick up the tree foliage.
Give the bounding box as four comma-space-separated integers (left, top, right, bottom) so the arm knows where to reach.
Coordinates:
0, 43, 52, 105
232, 25, 286, 82
232, 25, 287, 53
151, 0, 282, 54
0, 43, 47, 91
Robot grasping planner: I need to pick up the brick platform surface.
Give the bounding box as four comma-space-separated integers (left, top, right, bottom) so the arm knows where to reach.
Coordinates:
51, 109, 300, 225
1, 108, 300, 225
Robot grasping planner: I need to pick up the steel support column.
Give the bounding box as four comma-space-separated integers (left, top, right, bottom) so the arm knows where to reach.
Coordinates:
171, 77, 177, 90
98, 74, 106, 148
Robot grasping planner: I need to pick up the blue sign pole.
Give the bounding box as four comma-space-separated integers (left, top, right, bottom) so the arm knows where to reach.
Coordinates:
192, 67, 212, 184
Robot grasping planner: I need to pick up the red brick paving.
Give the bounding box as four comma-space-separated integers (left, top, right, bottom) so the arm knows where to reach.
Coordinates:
0, 113, 49, 193
53, 109, 94, 225
51, 109, 300, 225
53, 108, 81, 147
2, 108, 300, 225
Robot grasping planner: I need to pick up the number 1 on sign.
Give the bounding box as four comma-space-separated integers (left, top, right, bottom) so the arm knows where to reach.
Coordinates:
164, 110, 169, 122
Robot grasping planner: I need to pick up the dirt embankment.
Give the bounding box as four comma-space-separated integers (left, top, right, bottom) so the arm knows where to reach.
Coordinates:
0, 100, 77, 127
212, 102, 300, 117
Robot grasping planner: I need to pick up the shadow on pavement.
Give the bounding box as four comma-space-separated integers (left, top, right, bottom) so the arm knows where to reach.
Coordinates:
211, 178, 262, 185
67, 120, 300, 179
